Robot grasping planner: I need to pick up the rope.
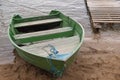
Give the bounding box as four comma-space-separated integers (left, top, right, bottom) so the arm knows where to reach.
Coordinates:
48, 44, 59, 55
47, 55, 64, 77
42, 44, 66, 77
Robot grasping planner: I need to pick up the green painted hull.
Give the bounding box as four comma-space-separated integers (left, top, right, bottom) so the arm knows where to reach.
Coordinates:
8, 10, 84, 76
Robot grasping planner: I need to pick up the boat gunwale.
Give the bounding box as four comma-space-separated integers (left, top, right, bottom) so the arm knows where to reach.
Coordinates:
8, 23, 84, 62
8, 11, 85, 62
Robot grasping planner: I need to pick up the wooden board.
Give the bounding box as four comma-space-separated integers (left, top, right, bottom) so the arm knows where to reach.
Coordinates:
86, 0, 120, 24
21, 36, 80, 58
14, 18, 62, 28
14, 27, 73, 39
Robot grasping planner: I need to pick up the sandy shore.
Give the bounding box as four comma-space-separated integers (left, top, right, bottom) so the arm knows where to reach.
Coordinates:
0, 37, 120, 80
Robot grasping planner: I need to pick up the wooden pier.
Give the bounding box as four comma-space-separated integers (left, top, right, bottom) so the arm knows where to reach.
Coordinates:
85, 0, 120, 33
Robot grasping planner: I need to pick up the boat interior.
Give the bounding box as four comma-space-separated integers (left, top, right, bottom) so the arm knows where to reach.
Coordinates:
12, 16, 80, 59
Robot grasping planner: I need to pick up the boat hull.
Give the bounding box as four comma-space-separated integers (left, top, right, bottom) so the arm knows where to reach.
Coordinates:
8, 10, 84, 77
10, 39, 78, 76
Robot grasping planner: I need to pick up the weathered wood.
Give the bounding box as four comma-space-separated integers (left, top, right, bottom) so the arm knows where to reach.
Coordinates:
14, 18, 62, 28
93, 18, 120, 20
21, 36, 80, 57
86, 0, 120, 24
94, 21, 120, 23
14, 27, 72, 40
92, 17, 120, 19
85, 0, 120, 33
91, 12, 120, 14
93, 23, 102, 28
92, 15, 120, 17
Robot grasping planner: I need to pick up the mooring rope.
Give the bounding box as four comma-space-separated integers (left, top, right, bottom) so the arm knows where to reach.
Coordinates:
42, 44, 68, 77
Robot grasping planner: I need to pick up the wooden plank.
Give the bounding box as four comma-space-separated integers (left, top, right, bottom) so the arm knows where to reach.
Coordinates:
92, 18, 120, 21
92, 15, 120, 18
92, 15, 120, 17
86, 0, 120, 23
88, 5, 120, 7
21, 36, 79, 49
90, 9, 120, 11
14, 27, 72, 39
87, 3, 120, 6
88, 6, 120, 8
14, 18, 62, 28
92, 16, 120, 18
89, 7, 120, 8
92, 17, 120, 19
90, 7, 120, 12
93, 23, 102, 28
91, 13, 120, 15
93, 18, 120, 20
14, 27, 74, 43
93, 20, 120, 23
21, 36, 80, 57
91, 11, 120, 13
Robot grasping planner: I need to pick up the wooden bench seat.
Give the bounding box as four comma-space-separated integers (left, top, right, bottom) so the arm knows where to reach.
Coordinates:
14, 27, 73, 43
14, 18, 62, 28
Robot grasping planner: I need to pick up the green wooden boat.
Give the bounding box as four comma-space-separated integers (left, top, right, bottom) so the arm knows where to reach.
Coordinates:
8, 10, 84, 77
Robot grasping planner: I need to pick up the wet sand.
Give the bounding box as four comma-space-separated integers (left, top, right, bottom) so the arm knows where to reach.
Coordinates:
0, 38, 120, 80
0, 0, 120, 80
